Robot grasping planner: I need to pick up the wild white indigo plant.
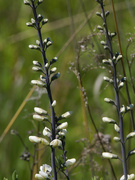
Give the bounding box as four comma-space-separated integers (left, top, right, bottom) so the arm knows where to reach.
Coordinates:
24, 0, 76, 179
96, 0, 135, 180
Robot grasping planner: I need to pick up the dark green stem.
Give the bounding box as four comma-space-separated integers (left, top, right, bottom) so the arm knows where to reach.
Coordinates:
31, 2, 57, 179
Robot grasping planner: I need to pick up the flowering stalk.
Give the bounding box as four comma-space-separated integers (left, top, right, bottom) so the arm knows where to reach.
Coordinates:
96, 0, 135, 179
24, 0, 75, 179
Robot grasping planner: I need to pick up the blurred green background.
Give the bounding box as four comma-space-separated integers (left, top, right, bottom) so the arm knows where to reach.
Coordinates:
1, 0, 135, 179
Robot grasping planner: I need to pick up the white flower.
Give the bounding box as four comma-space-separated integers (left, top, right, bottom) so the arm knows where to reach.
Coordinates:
57, 122, 68, 130
34, 107, 47, 115
126, 132, 135, 140
29, 136, 49, 145
50, 139, 62, 148
43, 127, 52, 137
65, 158, 76, 167
35, 173, 45, 179
33, 114, 48, 121
114, 124, 120, 133
102, 117, 116, 124
52, 100, 56, 107
113, 137, 120, 142
102, 152, 118, 159
61, 111, 72, 118
58, 129, 67, 136
35, 164, 52, 179
29, 136, 41, 143
120, 174, 135, 180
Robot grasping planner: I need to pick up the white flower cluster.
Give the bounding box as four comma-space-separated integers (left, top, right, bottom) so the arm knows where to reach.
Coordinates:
29, 107, 76, 179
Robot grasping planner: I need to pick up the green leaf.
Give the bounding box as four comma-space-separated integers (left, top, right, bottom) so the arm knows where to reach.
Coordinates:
12, 170, 18, 180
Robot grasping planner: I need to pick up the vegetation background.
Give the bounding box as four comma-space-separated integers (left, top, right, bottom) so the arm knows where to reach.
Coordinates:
1, 0, 135, 179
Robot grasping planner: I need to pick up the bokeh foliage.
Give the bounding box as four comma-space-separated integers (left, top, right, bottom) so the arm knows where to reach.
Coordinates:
1, 0, 135, 179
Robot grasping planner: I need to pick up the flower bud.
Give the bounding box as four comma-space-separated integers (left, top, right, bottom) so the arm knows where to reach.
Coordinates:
40, 138, 49, 145
105, 11, 110, 17
32, 66, 43, 72
126, 132, 135, 140
50, 67, 57, 74
45, 63, 49, 68
29, 136, 41, 143
102, 152, 118, 159
29, 45, 40, 50
102, 59, 112, 65
33, 114, 48, 121
34, 107, 48, 115
52, 100, 56, 107
114, 124, 120, 133
31, 18, 35, 25
31, 80, 45, 87
100, 41, 106, 45
96, 12, 102, 17
37, 14, 43, 22
36, 40, 40, 46
50, 57, 58, 65
33, 60, 42, 67
26, 22, 33, 27
120, 174, 135, 180
104, 98, 115, 105
51, 72, 60, 82
118, 82, 124, 89
58, 129, 67, 136
24, 0, 30, 5
120, 105, 126, 113
65, 158, 76, 167
42, 18, 48, 26
46, 41, 52, 47
116, 54, 122, 63
35, 174, 44, 179
113, 137, 120, 142
97, 25, 103, 30
103, 76, 113, 83
43, 127, 52, 137
60, 111, 72, 119
102, 117, 116, 124
57, 122, 68, 130
50, 139, 62, 148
